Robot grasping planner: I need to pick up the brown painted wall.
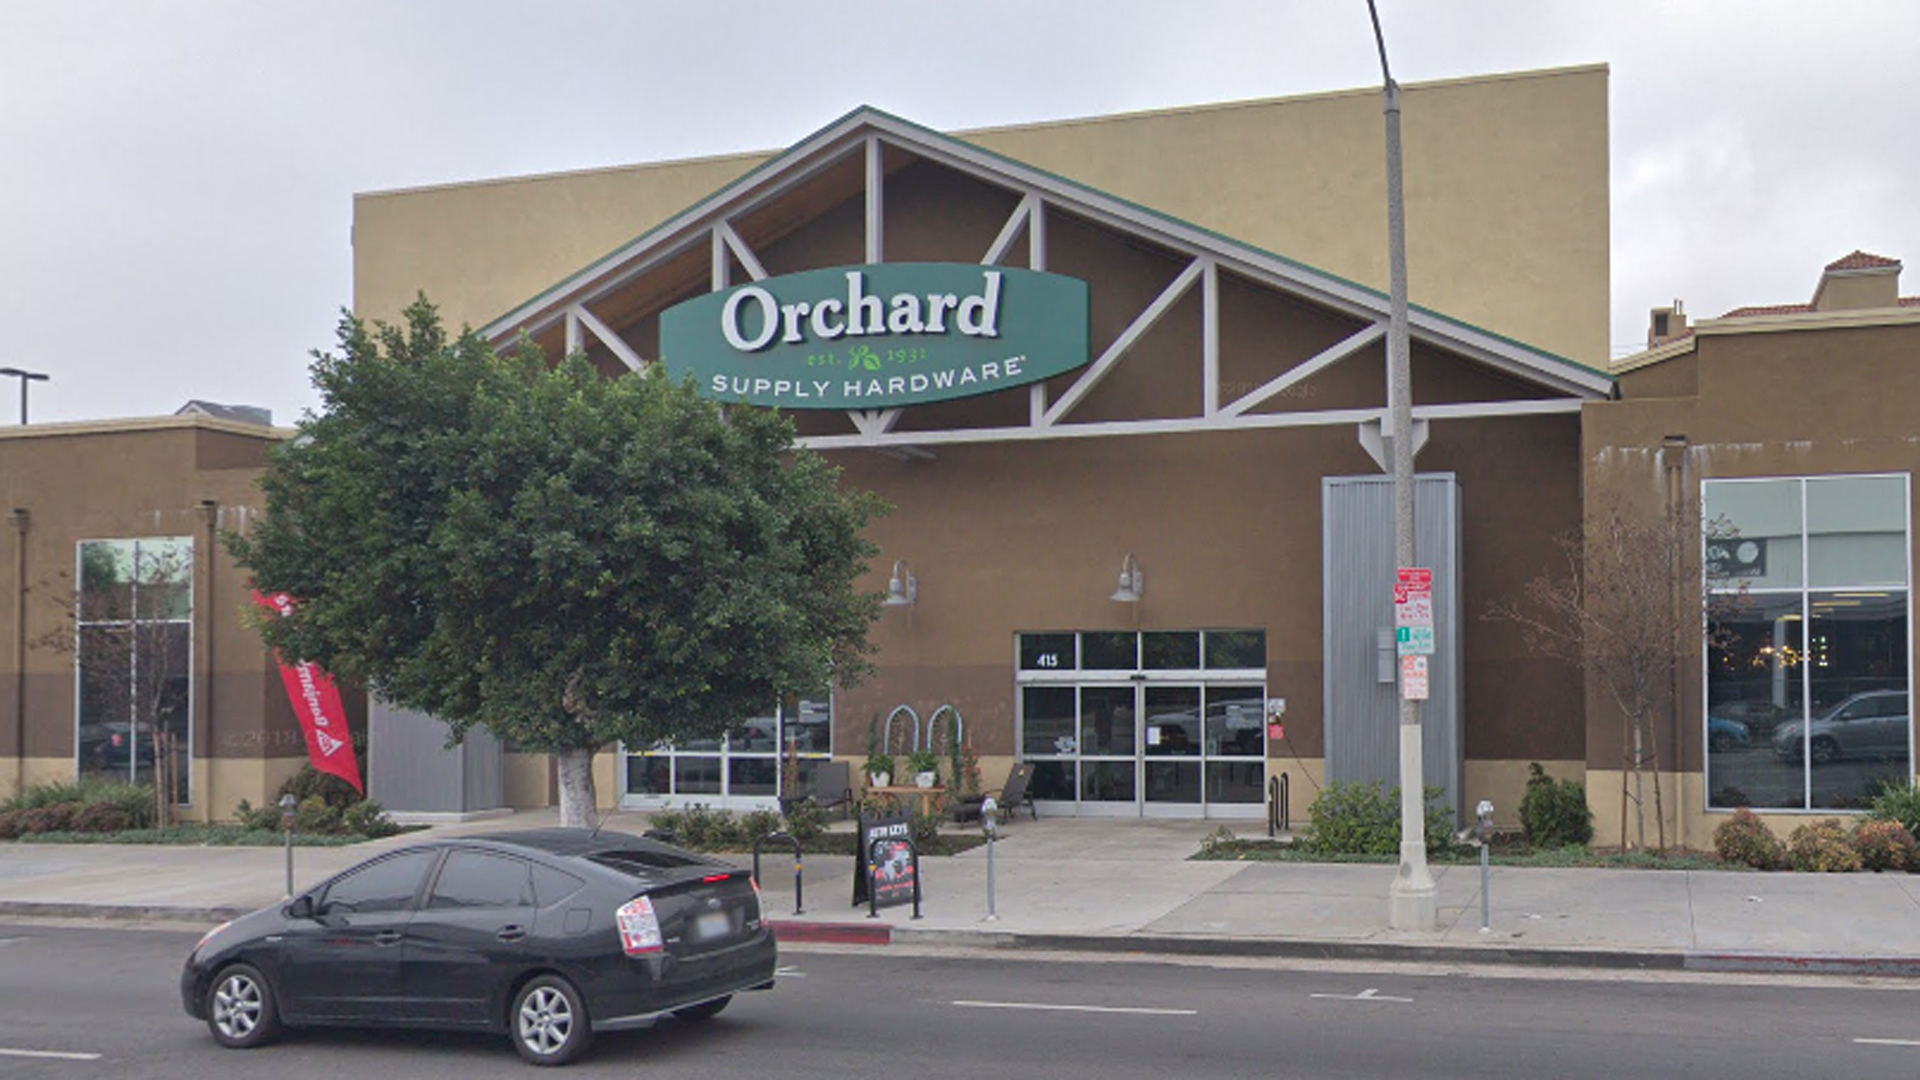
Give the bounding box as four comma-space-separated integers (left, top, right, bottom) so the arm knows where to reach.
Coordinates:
0, 420, 309, 810
1585, 320, 1920, 844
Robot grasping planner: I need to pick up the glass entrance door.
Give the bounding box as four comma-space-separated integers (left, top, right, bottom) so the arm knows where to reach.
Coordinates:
1017, 629, 1269, 820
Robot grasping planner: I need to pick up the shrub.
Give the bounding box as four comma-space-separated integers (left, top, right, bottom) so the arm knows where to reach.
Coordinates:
3, 779, 154, 828
1304, 781, 1455, 857
232, 798, 283, 831
738, 808, 782, 838
1866, 781, 1920, 838
274, 764, 362, 811
341, 799, 401, 839
783, 798, 828, 845
648, 804, 749, 850
1713, 808, 1784, 869
1518, 763, 1594, 849
292, 794, 342, 835
1198, 825, 1238, 856
0, 809, 24, 840
1788, 819, 1862, 873
16, 803, 80, 834
910, 809, 942, 849
1850, 819, 1917, 872
70, 802, 134, 834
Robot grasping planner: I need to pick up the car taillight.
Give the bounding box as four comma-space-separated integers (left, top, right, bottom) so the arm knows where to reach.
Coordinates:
749, 875, 763, 919
616, 896, 663, 956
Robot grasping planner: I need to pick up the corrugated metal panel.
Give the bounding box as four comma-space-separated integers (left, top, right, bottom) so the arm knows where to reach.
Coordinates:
369, 700, 505, 813
1322, 474, 1463, 825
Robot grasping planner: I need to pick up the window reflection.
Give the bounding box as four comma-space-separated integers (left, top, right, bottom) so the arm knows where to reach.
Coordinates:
1705, 476, 1910, 814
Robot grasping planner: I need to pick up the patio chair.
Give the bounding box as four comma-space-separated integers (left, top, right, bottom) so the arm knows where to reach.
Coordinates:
950, 761, 1037, 824
801, 759, 854, 819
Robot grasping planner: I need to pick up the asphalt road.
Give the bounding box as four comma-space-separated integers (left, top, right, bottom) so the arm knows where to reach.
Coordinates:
7, 921, 1920, 1079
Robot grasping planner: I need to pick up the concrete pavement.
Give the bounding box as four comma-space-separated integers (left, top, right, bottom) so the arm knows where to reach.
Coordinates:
6, 811, 1920, 976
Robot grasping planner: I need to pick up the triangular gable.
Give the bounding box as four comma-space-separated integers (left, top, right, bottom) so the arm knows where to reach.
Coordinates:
482, 105, 1612, 403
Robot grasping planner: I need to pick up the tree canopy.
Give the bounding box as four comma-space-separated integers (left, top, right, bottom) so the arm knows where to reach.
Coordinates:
228, 299, 886, 820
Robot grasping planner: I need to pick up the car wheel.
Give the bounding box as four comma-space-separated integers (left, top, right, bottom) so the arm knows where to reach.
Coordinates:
206, 963, 282, 1049
672, 995, 732, 1023
1811, 737, 1840, 764
512, 974, 592, 1066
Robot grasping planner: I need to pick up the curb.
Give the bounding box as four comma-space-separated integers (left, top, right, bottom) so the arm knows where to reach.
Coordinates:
767, 920, 895, 945
12, 901, 1920, 980
0, 901, 245, 924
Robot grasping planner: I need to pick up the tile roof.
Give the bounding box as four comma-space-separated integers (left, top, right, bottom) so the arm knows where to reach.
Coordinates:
1721, 296, 1920, 318
1720, 302, 1812, 317
1825, 250, 1901, 271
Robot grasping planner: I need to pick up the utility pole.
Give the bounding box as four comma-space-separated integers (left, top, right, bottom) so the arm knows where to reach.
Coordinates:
0, 368, 49, 424
1368, 0, 1437, 931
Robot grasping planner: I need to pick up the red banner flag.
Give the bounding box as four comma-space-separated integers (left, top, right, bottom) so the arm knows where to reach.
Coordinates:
251, 590, 364, 794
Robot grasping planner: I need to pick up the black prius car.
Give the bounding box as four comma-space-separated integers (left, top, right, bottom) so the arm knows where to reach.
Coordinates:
181, 829, 777, 1066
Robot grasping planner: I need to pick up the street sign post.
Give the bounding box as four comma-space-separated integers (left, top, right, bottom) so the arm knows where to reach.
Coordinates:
1395, 568, 1433, 699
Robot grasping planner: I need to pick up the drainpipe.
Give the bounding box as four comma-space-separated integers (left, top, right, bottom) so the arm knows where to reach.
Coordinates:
1662, 435, 1689, 847
10, 508, 27, 798
197, 499, 218, 823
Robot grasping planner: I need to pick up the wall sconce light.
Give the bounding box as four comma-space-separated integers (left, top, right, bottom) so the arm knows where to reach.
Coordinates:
885, 559, 917, 608
1111, 553, 1143, 603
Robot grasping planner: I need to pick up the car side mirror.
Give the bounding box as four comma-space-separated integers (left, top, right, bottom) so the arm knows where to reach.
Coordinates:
286, 895, 317, 920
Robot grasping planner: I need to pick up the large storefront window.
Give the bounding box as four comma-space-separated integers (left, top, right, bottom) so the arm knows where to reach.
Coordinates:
75, 537, 194, 803
1017, 629, 1266, 818
621, 693, 832, 809
1706, 476, 1911, 812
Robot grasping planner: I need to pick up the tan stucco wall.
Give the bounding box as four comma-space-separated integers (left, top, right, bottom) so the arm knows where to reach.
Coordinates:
354, 65, 1608, 368
503, 751, 552, 809
1464, 758, 1586, 835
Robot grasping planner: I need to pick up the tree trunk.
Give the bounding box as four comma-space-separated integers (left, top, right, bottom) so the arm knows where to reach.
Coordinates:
556, 747, 598, 829
1632, 723, 1646, 851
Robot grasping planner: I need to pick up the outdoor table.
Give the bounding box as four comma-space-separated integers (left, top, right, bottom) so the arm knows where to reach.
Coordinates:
865, 784, 947, 817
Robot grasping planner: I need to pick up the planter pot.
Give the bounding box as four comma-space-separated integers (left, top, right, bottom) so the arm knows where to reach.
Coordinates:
915, 771, 937, 788
868, 772, 890, 789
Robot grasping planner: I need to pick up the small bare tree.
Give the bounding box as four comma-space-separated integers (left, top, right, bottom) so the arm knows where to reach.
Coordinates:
1488, 495, 1742, 852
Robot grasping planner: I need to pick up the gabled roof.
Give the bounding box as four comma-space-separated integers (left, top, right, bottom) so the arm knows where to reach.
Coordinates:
175, 400, 273, 426
1826, 250, 1901, 272
480, 105, 1613, 400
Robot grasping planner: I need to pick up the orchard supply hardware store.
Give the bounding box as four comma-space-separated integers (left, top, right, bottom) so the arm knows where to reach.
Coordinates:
7, 66, 1916, 848
356, 68, 1621, 832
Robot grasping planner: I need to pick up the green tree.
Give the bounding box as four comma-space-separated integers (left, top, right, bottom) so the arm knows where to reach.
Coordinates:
227, 299, 886, 826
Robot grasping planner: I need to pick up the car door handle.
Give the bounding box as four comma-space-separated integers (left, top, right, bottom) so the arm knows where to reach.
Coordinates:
496, 925, 528, 943
374, 930, 403, 947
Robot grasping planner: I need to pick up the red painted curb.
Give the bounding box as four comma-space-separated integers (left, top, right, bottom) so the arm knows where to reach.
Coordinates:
768, 920, 893, 945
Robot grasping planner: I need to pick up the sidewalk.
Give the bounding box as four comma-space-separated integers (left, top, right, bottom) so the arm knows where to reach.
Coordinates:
6, 811, 1920, 977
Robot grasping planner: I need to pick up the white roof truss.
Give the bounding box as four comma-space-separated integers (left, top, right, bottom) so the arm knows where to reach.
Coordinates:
483, 107, 1613, 454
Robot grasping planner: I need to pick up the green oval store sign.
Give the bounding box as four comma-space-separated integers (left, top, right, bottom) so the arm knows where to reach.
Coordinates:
659, 263, 1090, 410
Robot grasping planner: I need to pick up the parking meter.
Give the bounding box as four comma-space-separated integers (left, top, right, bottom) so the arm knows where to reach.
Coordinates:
980, 796, 999, 920
1474, 799, 1494, 933
279, 794, 299, 898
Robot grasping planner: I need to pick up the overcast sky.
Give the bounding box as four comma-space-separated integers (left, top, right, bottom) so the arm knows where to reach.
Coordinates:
2, 0, 1915, 426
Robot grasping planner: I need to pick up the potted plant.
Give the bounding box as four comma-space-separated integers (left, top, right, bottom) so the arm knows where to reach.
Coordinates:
908, 749, 941, 788
864, 749, 895, 789
864, 716, 892, 789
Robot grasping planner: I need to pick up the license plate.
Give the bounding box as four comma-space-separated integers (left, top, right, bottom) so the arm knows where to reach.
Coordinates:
695, 911, 731, 940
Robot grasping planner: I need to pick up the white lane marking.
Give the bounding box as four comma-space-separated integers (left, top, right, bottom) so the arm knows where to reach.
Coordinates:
1855, 1038, 1920, 1047
952, 1000, 1196, 1016
0, 1048, 104, 1061
775, 965, 807, 978
1311, 987, 1413, 1003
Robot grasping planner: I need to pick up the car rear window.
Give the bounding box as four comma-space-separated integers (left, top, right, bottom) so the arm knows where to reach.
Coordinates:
588, 849, 706, 875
